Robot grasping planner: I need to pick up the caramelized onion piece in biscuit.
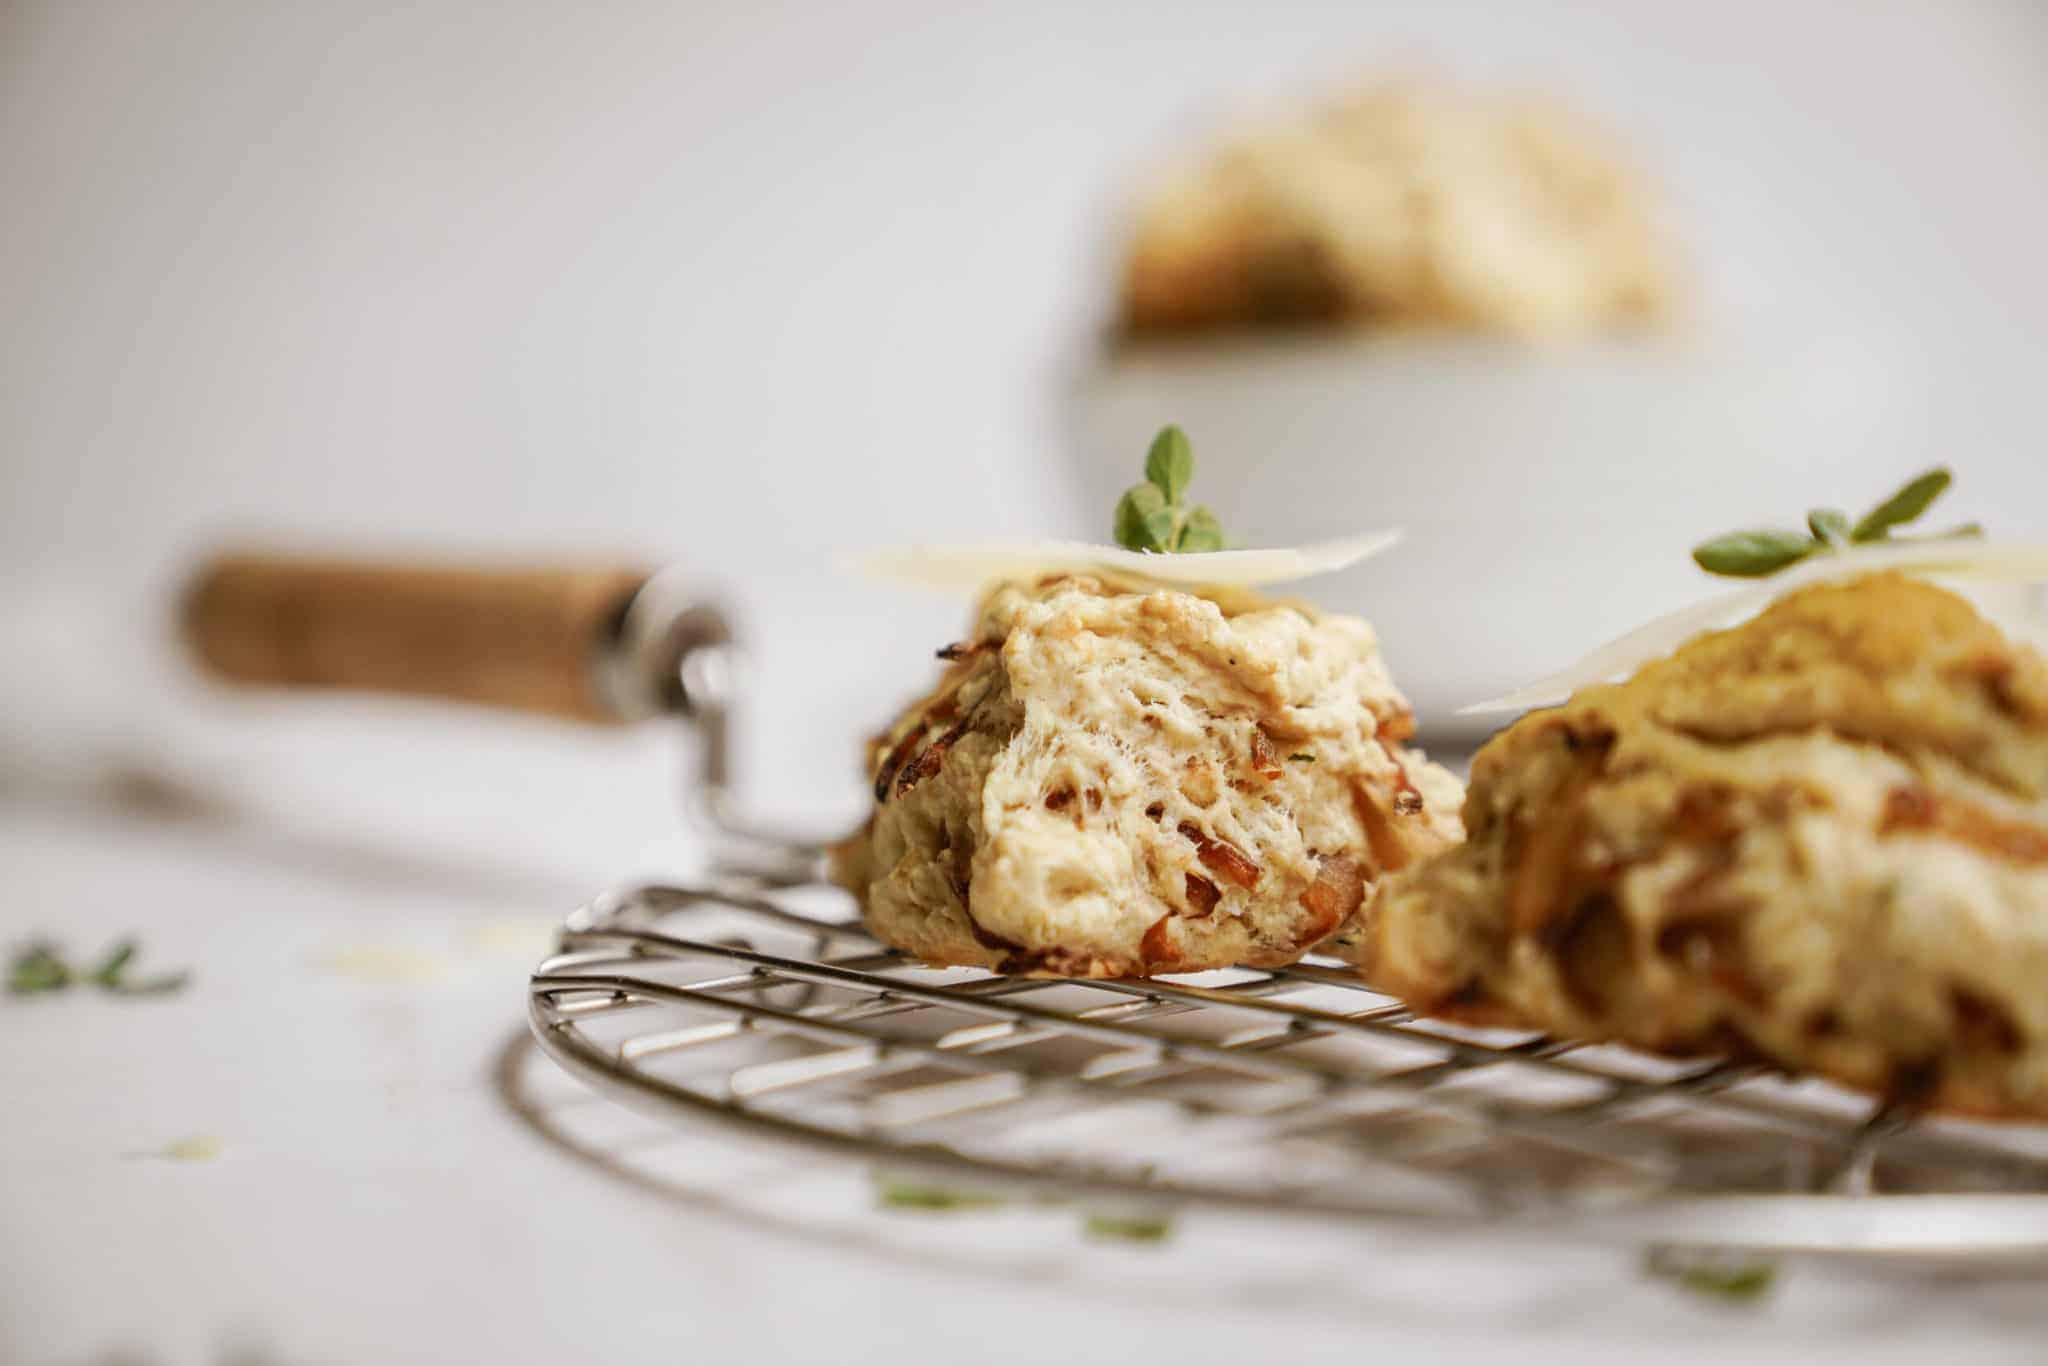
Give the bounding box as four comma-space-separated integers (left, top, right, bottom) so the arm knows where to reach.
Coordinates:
1360, 573, 2048, 1118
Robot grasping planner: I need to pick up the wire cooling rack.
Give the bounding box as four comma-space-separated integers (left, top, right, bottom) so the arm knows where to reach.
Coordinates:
528, 876, 2048, 1258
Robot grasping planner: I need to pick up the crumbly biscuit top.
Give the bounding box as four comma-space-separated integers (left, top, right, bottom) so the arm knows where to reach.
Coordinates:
1497, 573, 2048, 800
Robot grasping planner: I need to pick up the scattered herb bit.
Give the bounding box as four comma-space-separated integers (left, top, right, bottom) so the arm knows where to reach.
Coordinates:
92, 938, 189, 995
1644, 1245, 1779, 1303
1082, 1211, 1176, 1243
1287, 752, 1317, 764
8, 941, 71, 995
870, 1170, 1180, 1245
1113, 426, 1230, 554
88, 939, 136, 987
1692, 466, 1970, 578
1674, 1261, 1776, 1302
88, 938, 186, 993
112, 969, 191, 996
872, 1172, 1008, 1212
7, 938, 188, 998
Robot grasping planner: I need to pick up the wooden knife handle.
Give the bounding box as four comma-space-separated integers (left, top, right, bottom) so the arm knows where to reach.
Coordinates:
180, 552, 652, 723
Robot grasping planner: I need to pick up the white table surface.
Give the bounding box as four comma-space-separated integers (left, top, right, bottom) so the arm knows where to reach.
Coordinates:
4, 624, 2047, 1366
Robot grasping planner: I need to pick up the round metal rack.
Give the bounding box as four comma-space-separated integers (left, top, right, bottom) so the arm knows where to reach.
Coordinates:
529, 874, 2048, 1260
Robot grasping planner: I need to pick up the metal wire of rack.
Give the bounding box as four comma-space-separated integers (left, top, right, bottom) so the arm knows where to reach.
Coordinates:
528, 876, 2048, 1259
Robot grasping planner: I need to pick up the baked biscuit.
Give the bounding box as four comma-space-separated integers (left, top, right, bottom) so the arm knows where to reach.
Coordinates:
1121, 82, 1674, 339
835, 571, 1462, 976
1362, 573, 2048, 1117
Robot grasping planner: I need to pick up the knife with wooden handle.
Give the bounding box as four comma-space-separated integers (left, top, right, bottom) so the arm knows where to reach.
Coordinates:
179, 552, 732, 724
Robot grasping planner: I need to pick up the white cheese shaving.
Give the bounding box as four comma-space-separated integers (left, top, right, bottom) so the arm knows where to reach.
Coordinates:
317, 944, 449, 984
1462, 540, 2048, 716
161, 1135, 225, 1162
849, 530, 1402, 592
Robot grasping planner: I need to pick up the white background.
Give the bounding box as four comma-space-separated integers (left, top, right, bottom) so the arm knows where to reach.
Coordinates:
4, 3, 2048, 1362
7, 0, 2048, 596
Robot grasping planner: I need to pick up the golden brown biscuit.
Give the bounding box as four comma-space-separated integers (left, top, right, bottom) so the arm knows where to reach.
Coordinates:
1360, 573, 2048, 1117
834, 571, 1462, 976
1121, 82, 1675, 339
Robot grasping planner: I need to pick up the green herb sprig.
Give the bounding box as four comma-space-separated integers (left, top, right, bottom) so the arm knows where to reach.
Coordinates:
1114, 426, 1228, 554
1692, 467, 1979, 578
8, 938, 189, 997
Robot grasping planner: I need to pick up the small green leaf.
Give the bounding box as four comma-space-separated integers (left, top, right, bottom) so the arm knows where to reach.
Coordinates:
1114, 483, 1171, 552
1082, 1211, 1175, 1243
1144, 426, 1194, 506
1288, 752, 1316, 764
8, 943, 71, 995
1676, 1263, 1777, 1301
110, 970, 191, 997
1851, 467, 1952, 543
1177, 505, 1225, 553
89, 939, 137, 988
1645, 1245, 1778, 1304
873, 1172, 1007, 1212
90, 938, 188, 995
1806, 508, 1850, 547
1691, 529, 1818, 578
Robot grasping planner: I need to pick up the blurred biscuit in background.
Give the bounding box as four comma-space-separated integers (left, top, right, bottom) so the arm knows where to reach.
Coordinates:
1120, 79, 1677, 340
